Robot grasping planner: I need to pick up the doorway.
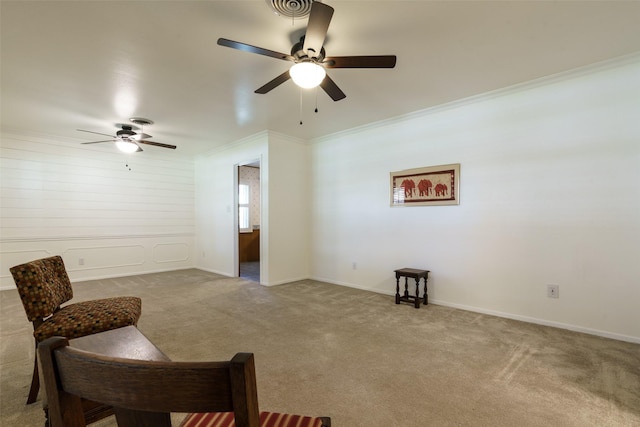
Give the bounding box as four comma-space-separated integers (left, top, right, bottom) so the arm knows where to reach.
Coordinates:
237, 161, 260, 282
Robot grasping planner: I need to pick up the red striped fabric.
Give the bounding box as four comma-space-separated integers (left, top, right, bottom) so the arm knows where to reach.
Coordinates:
180, 411, 324, 427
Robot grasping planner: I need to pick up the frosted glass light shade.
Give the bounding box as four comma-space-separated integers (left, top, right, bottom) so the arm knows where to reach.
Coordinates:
116, 139, 139, 153
289, 62, 326, 89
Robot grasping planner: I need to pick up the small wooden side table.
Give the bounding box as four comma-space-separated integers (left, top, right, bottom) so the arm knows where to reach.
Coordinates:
395, 268, 430, 309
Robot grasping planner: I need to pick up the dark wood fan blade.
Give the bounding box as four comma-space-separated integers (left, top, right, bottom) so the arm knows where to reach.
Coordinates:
77, 129, 116, 138
217, 38, 293, 62
323, 55, 397, 69
81, 140, 114, 144
320, 74, 346, 101
137, 140, 177, 149
303, 2, 334, 58
255, 70, 291, 94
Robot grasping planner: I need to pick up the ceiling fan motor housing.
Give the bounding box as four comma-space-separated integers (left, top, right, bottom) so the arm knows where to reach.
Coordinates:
116, 125, 136, 138
292, 37, 325, 62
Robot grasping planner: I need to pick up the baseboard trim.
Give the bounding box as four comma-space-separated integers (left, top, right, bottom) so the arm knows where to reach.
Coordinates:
195, 267, 233, 278
71, 267, 198, 285
0, 266, 200, 291
429, 299, 640, 345
264, 276, 309, 287
310, 276, 640, 345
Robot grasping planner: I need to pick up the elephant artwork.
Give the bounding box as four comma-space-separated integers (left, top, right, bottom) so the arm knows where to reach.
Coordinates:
434, 183, 448, 197
417, 179, 432, 197
401, 179, 416, 198
391, 164, 459, 206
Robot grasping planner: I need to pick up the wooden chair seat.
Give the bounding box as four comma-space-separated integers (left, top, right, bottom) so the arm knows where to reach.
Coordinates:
181, 411, 328, 427
33, 297, 141, 342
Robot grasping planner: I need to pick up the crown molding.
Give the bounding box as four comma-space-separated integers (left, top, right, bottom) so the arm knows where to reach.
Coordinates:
310, 51, 640, 145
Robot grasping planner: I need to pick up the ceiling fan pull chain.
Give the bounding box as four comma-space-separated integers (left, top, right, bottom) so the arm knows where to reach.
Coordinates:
299, 88, 303, 125
315, 86, 319, 113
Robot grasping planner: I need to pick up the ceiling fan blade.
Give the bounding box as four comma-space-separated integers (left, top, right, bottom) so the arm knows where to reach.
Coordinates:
77, 129, 116, 138
255, 70, 292, 94
137, 140, 177, 150
217, 38, 293, 62
320, 74, 346, 101
303, 2, 334, 58
81, 140, 114, 144
323, 55, 397, 69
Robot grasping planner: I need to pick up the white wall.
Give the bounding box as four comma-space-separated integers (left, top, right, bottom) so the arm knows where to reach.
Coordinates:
194, 131, 309, 286
194, 132, 267, 278
0, 133, 195, 289
266, 132, 310, 285
309, 57, 640, 342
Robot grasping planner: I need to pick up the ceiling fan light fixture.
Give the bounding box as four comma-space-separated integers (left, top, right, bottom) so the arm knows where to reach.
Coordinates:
289, 62, 326, 89
116, 139, 139, 153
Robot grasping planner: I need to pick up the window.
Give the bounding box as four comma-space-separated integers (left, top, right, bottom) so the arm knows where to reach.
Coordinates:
238, 183, 250, 232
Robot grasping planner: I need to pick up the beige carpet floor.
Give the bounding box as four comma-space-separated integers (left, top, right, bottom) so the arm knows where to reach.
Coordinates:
1, 269, 639, 426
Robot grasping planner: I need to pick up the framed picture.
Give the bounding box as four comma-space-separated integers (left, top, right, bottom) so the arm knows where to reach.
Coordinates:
390, 163, 460, 206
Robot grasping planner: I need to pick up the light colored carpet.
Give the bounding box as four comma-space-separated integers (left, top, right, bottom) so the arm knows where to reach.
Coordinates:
1, 269, 639, 426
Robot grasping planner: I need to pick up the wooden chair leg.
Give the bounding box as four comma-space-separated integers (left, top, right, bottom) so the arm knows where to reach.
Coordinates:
27, 352, 40, 404
320, 417, 331, 427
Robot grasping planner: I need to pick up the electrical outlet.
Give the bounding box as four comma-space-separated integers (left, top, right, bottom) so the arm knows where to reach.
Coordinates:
352, 262, 357, 270
79, 258, 85, 266
547, 284, 559, 298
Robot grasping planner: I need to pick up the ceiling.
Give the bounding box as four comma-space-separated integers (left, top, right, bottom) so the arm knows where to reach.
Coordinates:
2, 0, 640, 157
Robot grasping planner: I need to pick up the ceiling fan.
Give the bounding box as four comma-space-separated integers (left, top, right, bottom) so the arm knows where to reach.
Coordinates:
78, 118, 176, 153
217, 1, 396, 101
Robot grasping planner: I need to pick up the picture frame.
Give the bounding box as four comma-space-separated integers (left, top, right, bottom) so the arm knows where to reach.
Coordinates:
390, 163, 460, 206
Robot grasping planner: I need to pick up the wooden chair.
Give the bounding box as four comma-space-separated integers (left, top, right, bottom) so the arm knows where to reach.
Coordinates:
10, 255, 142, 404
38, 336, 331, 427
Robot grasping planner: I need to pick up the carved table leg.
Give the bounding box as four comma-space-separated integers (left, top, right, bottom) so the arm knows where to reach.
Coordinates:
403, 277, 409, 298
423, 275, 428, 305
395, 274, 400, 304
414, 277, 421, 308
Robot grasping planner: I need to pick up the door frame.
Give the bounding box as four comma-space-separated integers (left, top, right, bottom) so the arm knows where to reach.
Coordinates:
234, 158, 262, 282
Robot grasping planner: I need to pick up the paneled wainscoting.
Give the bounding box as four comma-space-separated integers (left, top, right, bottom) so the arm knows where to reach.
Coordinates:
0, 234, 194, 290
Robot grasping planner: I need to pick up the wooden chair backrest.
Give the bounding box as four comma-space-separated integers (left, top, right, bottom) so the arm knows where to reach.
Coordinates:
38, 336, 261, 427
